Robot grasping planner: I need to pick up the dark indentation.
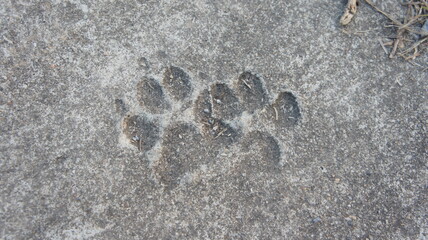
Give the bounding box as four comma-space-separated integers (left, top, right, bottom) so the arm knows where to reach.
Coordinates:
163, 66, 192, 101
137, 77, 170, 114
154, 123, 203, 189
157, 51, 168, 58
137, 57, 150, 70
122, 115, 159, 152
268, 92, 301, 127
236, 72, 268, 113
194, 89, 212, 123
198, 72, 209, 80
239, 131, 281, 172
54, 155, 68, 165
210, 83, 241, 120
114, 99, 127, 113
200, 117, 239, 145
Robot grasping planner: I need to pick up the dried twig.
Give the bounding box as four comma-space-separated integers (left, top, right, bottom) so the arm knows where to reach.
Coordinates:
365, 0, 403, 26
401, 37, 428, 54
341, 0, 359, 25
242, 80, 252, 90
365, 0, 427, 62
215, 128, 227, 139
273, 106, 279, 121
390, 30, 405, 58
378, 39, 389, 54
340, 0, 427, 64
403, 47, 420, 60
139, 138, 143, 151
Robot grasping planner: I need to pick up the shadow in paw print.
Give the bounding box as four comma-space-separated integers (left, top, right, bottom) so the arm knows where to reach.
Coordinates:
163, 66, 192, 101
201, 118, 240, 145
211, 83, 242, 120
122, 115, 159, 152
194, 89, 212, 123
265, 92, 301, 128
114, 99, 127, 114
153, 123, 204, 189
236, 72, 268, 113
237, 131, 281, 174
194, 88, 240, 146
137, 77, 170, 114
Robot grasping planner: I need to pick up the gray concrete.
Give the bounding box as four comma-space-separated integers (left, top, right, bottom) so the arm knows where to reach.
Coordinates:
1, 0, 427, 239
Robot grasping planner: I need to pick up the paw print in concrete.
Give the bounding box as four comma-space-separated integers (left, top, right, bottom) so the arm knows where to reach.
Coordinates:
121, 67, 301, 189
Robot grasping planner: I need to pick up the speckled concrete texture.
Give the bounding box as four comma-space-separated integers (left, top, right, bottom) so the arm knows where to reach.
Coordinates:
1, 0, 427, 239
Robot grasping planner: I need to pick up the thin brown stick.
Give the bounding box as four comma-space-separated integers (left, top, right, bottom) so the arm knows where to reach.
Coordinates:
364, 0, 403, 26
400, 36, 428, 54
215, 128, 227, 139
378, 39, 389, 54
402, 2, 427, 6
400, 15, 426, 30
139, 138, 143, 152
384, 41, 394, 46
390, 30, 404, 58
403, 47, 420, 60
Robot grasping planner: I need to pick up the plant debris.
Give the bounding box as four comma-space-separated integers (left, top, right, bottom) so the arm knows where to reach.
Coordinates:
341, 0, 359, 25
341, 0, 428, 63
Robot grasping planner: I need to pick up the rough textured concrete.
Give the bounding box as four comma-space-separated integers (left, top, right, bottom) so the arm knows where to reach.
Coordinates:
1, 0, 427, 239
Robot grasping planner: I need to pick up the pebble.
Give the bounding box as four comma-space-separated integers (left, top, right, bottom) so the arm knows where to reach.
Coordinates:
422, 20, 428, 33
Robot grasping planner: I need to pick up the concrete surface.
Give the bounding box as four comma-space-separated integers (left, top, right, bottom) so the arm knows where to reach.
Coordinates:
1, 0, 427, 239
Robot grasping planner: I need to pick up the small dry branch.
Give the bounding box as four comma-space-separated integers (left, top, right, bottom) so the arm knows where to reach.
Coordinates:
364, 0, 428, 62
340, 0, 359, 25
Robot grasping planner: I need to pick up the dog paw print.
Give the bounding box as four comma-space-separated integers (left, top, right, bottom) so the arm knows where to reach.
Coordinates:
193, 71, 301, 173
121, 67, 301, 189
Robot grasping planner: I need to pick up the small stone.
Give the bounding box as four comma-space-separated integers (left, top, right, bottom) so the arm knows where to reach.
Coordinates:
422, 20, 428, 34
